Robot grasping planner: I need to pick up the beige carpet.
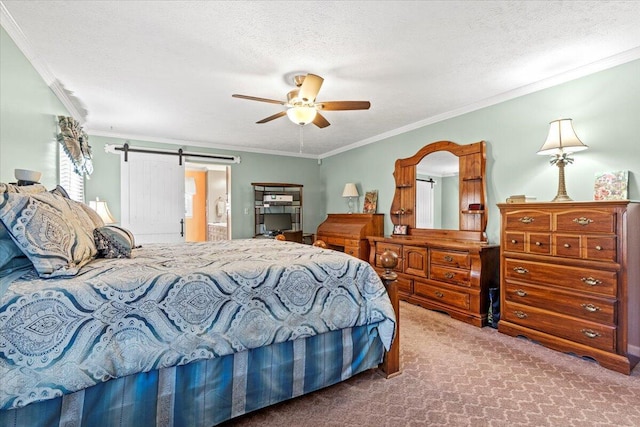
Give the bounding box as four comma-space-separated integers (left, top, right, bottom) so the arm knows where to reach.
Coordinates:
224, 301, 640, 426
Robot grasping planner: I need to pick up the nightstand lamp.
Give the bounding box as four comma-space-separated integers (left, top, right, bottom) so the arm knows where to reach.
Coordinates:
342, 183, 359, 214
89, 198, 117, 224
537, 118, 588, 202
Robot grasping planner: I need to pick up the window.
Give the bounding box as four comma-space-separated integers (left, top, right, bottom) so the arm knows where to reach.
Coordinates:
59, 144, 84, 202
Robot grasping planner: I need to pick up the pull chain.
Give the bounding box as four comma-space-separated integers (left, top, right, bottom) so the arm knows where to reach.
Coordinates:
299, 125, 304, 153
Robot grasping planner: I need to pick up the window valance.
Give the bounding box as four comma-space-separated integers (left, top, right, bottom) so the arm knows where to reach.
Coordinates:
57, 116, 93, 177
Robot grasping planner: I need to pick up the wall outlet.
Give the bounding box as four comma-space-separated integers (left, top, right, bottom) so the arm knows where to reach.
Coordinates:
244, 208, 249, 215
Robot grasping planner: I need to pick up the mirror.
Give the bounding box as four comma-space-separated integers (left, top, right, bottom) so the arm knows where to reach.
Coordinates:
416, 151, 459, 230
390, 140, 487, 242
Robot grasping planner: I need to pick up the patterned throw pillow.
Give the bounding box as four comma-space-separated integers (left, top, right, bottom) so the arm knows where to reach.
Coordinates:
0, 192, 98, 277
0, 182, 48, 194
94, 225, 136, 258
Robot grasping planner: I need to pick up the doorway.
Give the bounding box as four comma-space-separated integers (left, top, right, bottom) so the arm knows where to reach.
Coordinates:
184, 163, 231, 242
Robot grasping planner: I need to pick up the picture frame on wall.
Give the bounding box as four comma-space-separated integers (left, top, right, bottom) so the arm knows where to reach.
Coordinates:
393, 224, 408, 235
594, 170, 629, 200
363, 190, 378, 213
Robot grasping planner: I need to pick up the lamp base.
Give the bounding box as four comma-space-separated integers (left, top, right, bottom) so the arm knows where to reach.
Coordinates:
347, 197, 355, 214
550, 157, 572, 202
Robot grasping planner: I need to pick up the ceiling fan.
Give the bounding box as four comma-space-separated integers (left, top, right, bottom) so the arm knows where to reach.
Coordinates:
232, 73, 370, 128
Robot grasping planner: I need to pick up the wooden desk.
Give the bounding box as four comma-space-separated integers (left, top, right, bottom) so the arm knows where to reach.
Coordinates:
316, 213, 384, 261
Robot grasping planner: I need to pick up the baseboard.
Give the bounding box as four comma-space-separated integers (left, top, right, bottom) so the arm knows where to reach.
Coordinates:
629, 344, 640, 358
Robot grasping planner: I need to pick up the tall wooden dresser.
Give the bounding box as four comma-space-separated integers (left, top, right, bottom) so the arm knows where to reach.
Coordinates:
498, 201, 640, 374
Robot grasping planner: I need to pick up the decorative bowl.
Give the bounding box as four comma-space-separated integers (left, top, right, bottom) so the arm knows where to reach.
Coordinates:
14, 169, 42, 183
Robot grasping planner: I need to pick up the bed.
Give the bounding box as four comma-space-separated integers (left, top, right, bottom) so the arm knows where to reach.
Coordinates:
0, 184, 397, 426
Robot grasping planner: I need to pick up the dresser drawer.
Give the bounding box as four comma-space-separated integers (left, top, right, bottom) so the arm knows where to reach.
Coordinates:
430, 265, 470, 287
322, 236, 345, 247
430, 248, 470, 268
505, 210, 551, 231
504, 258, 617, 297
505, 232, 525, 252
396, 275, 413, 294
414, 280, 470, 310
376, 242, 402, 254
584, 236, 617, 262
554, 234, 581, 258
344, 245, 360, 258
528, 233, 551, 255
503, 301, 616, 352
555, 210, 615, 233
504, 282, 615, 325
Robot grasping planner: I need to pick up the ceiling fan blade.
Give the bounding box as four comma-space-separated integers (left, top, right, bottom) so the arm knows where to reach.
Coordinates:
298, 74, 324, 102
313, 112, 330, 128
317, 101, 371, 111
256, 111, 287, 124
232, 94, 285, 105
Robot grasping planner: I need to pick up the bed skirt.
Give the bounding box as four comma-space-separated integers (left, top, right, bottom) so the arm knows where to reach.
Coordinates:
0, 324, 384, 427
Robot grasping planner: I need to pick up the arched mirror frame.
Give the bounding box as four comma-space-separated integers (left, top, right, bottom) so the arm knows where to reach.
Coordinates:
390, 140, 487, 242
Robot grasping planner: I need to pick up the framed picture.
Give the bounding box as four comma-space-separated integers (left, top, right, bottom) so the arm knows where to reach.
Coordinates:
393, 224, 408, 235
363, 190, 378, 213
594, 170, 629, 200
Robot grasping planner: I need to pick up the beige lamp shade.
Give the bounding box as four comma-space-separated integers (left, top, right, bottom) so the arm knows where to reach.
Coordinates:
537, 118, 588, 155
342, 183, 359, 198
89, 198, 116, 224
286, 106, 317, 125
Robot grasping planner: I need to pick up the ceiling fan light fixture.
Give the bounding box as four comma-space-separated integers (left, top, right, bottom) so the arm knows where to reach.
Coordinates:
286, 105, 317, 125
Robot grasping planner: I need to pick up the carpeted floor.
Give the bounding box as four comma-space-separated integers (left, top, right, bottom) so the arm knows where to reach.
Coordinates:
224, 301, 640, 426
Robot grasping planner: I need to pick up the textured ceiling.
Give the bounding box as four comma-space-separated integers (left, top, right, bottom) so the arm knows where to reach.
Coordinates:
2, 1, 640, 158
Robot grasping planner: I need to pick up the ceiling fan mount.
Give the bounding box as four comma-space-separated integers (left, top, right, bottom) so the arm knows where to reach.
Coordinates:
232, 73, 370, 128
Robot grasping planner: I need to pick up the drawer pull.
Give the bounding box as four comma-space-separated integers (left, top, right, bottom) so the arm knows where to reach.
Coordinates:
514, 310, 528, 319
581, 329, 601, 339
511, 239, 518, 244
435, 291, 444, 298
595, 245, 603, 251
515, 289, 527, 297
535, 241, 542, 246
563, 243, 571, 248
581, 277, 602, 286
444, 272, 455, 279
443, 255, 454, 262
581, 303, 601, 313
513, 267, 529, 274
573, 217, 594, 226
519, 217, 534, 224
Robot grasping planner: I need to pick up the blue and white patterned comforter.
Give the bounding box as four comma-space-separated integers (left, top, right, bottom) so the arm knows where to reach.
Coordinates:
0, 239, 395, 410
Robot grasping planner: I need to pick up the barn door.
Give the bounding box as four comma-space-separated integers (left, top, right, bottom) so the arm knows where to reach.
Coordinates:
121, 152, 185, 244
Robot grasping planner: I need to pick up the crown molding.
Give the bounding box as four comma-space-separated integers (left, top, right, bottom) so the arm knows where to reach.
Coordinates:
320, 46, 640, 159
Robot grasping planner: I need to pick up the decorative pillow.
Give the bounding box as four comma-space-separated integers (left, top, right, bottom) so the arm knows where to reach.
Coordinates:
0, 238, 27, 269
79, 202, 105, 229
0, 182, 47, 194
0, 192, 98, 277
0, 254, 32, 277
94, 225, 136, 258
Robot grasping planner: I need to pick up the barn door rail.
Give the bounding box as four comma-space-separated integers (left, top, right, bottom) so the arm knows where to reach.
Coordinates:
105, 143, 241, 165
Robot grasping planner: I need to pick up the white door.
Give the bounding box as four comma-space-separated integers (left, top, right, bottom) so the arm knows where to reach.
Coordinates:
416, 179, 434, 229
121, 153, 185, 244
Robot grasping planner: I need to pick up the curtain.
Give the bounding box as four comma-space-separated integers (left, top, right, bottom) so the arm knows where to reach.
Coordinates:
57, 116, 93, 177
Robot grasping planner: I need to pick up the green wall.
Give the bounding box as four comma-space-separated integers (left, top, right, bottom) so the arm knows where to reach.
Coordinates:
2, 24, 639, 244
88, 136, 322, 239
322, 60, 640, 243
0, 27, 68, 186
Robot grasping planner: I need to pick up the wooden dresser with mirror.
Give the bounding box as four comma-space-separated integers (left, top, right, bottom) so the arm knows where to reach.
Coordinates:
368, 140, 499, 327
